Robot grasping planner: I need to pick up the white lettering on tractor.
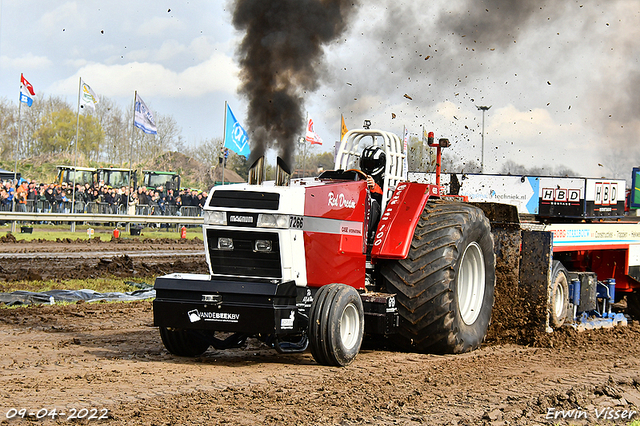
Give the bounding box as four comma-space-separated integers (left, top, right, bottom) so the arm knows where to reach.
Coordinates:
229, 215, 254, 223
373, 184, 409, 247
187, 309, 240, 323
328, 192, 356, 209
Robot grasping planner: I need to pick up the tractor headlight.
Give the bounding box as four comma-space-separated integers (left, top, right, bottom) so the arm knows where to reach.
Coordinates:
257, 214, 289, 228
204, 210, 226, 225
254, 239, 272, 252
217, 237, 234, 250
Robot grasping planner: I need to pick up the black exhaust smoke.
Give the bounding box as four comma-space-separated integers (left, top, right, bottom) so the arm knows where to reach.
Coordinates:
231, 0, 359, 168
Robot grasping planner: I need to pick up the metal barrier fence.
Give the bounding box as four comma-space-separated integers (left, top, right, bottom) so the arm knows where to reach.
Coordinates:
14, 200, 202, 217
0, 211, 203, 233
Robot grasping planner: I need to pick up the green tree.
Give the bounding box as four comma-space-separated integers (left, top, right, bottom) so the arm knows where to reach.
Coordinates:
226, 151, 249, 180
77, 113, 105, 161
34, 109, 76, 154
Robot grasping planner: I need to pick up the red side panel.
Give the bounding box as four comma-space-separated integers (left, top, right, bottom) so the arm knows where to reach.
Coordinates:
303, 181, 368, 290
372, 182, 435, 259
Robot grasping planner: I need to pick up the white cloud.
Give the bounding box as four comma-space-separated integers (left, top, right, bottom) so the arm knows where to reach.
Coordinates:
0, 54, 53, 70
38, 2, 81, 32
155, 39, 187, 62
48, 53, 239, 98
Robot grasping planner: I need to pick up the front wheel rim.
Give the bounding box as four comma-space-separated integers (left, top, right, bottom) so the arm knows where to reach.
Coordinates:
457, 242, 485, 325
340, 302, 360, 350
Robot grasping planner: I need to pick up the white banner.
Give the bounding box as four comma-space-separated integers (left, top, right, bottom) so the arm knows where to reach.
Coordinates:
134, 93, 157, 135
80, 79, 99, 111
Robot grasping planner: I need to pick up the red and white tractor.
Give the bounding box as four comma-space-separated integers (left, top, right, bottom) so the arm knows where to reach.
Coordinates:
153, 127, 497, 366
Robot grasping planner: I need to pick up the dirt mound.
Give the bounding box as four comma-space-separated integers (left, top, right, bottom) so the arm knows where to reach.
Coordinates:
0, 233, 17, 243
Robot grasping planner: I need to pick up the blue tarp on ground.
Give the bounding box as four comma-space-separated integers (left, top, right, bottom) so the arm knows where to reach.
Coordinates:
0, 288, 155, 306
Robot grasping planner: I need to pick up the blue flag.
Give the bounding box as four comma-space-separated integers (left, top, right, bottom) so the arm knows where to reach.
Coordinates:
224, 103, 250, 157
19, 91, 33, 107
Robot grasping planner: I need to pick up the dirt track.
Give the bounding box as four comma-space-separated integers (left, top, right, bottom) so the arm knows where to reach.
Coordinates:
1, 238, 640, 425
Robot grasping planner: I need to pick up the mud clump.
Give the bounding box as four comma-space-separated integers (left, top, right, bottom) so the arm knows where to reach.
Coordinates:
486, 228, 549, 347
94, 255, 135, 276
0, 233, 17, 243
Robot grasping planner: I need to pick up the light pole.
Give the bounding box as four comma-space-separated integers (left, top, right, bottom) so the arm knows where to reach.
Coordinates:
476, 105, 491, 174
298, 137, 306, 178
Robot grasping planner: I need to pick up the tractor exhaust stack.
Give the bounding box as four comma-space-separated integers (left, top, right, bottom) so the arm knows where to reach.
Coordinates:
275, 157, 291, 186
248, 156, 265, 185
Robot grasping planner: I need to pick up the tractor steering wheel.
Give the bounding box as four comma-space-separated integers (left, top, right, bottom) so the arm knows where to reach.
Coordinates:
346, 169, 368, 180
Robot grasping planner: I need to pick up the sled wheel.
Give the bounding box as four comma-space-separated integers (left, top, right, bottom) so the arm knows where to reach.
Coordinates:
159, 327, 210, 357
309, 284, 365, 366
549, 261, 570, 327
381, 201, 496, 354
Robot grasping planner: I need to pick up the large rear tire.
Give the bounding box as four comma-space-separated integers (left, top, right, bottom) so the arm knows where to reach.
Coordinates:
380, 201, 495, 354
309, 284, 365, 366
549, 261, 570, 327
159, 327, 210, 357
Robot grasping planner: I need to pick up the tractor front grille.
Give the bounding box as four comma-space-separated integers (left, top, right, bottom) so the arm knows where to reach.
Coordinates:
209, 190, 280, 210
207, 228, 282, 278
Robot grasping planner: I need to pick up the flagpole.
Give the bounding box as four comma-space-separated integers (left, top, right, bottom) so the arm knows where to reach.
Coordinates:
72, 77, 82, 216
303, 112, 308, 178
222, 101, 227, 186
13, 83, 22, 212
129, 91, 136, 190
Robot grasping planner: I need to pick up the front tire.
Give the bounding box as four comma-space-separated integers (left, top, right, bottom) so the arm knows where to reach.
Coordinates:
381, 201, 495, 354
309, 284, 365, 366
159, 327, 210, 357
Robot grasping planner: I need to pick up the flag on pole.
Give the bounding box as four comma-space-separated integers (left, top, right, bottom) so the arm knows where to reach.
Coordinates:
134, 93, 157, 134
224, 103, 250, 157
340, 114, 348, 141
80, 79, 99, 111
19, 73, 34, 107
306, 117, 323, 145
20, 74, 35, 96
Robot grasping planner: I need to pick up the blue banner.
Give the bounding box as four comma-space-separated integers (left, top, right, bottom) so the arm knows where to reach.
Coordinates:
224, 104, 250, 157
19, 92, 33, 107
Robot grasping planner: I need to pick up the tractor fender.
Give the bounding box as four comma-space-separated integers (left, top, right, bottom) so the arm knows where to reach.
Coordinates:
372, 182, 438, 259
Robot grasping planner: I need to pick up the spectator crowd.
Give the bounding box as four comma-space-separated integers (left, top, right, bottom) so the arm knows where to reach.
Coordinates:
0, 179, 208, 217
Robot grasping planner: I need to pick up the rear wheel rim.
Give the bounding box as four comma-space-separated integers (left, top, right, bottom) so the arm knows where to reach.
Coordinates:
457, 242, 485, 325
340, 302, 360, 350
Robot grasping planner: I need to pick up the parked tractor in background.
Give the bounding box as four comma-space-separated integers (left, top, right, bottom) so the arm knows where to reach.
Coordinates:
142, 170, 180, 192
153, 126, 637, 366
56, 166, 97, 187
97, 167, 136, 189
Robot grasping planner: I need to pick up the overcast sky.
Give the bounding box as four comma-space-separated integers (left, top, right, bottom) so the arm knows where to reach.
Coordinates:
1, 0, 638, 179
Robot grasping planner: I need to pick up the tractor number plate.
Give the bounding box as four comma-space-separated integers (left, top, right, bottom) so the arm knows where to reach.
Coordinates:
289, 216, 304, 229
